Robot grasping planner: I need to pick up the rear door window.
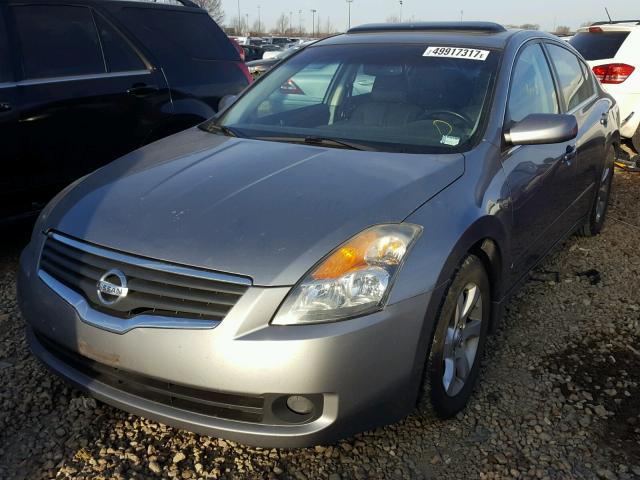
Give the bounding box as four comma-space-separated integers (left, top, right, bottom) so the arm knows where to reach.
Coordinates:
547, 44, 594, 110
114, 8, 238, 85
12, 5, 105, 79
508, 43, 559, 123
569, 31, 630, 60
94, 14, 146, 72
259, 62, 339, 115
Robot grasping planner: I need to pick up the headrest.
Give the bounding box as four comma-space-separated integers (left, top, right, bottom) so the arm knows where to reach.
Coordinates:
371, 75, 408, 103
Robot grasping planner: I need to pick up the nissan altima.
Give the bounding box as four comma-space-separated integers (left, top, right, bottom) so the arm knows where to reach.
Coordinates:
18, 22, 619, 448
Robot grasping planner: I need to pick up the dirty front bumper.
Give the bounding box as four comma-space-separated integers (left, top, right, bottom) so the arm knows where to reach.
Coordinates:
18, 241, 432, 448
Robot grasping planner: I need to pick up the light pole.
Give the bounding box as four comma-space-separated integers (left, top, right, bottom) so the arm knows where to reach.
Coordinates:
245, 13, 249, 34
299, 10, 303, 35
311, 9, 317, 38
346, 0, 354, 30
399, 0, 403, 23
236, 0, 241, 35
289, 11, 293, 35
258, 5, 261, 34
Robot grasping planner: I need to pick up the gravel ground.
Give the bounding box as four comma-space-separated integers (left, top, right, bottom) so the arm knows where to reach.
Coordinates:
1, 171, 639, 480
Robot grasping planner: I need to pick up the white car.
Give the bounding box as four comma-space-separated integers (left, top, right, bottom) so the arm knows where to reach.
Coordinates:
570, 22, 640, 150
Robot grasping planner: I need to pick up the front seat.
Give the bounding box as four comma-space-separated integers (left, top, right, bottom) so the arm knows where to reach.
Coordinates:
349, 75, 422, 127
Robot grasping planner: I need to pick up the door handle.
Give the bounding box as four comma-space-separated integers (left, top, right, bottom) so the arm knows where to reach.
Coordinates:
126, 84, 159, 96
563, 145, 577, 165
0, 102, 12, 113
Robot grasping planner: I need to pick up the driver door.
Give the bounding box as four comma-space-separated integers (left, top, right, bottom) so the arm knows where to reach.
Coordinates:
500, 42, 578, 278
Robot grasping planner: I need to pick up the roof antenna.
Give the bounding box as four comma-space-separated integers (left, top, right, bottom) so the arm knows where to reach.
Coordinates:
605, 7, 613, 22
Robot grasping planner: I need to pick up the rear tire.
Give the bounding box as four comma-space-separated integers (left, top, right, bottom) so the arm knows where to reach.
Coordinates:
632, 126, 640, 154
578, 146, 614, 237
421, 254, 491, 418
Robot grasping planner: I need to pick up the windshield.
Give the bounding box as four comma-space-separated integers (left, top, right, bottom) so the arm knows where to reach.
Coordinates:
208, 44, 500, 153
570, 31, 630, 60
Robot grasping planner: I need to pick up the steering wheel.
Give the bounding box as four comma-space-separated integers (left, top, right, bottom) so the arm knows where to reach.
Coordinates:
422, 110, 474, 129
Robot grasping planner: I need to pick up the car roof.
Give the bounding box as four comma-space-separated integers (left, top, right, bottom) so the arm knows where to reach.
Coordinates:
0, 0, 203, 10
314, 23, 547, 50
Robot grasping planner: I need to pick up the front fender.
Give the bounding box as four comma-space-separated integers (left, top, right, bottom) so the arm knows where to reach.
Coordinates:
389, 142, 512, 306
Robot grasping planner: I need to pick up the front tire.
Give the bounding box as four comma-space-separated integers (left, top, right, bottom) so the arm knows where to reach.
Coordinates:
421, 254, 491, 418
578, 146, 614, 237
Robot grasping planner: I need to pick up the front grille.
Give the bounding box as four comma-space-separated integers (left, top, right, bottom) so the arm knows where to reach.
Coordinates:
39, 232, 250, 323
36, 332, 265, 423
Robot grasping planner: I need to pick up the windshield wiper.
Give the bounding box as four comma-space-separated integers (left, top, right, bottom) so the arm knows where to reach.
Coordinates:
303, 136, 375, 151
203, 123, 240, 137
251, 135, 375, 151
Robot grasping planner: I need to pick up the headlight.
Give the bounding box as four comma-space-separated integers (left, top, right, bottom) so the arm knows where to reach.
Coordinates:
272, 224, 422, 325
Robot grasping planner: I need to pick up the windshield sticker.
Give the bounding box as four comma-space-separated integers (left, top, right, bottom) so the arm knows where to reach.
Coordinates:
423, 46, 490, 61
440, 135, 461, 146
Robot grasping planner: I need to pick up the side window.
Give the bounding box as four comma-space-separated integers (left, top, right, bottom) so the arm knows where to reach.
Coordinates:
94, 14, 146, 72
0, 10, 12, 82
12, 5, 104, 79
580, 60, 596, 96
351, 66, 376, 97
257, 62, 340, 116
508, 43, 559, 124
547, 44, 594, 110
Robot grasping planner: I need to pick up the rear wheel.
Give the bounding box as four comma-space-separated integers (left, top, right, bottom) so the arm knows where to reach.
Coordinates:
578, 146, 614, 237
633, 126, 640, 154
421, 254, 490, 418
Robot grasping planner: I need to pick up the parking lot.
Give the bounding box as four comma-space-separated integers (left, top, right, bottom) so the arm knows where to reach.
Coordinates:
0, 170, 638, 480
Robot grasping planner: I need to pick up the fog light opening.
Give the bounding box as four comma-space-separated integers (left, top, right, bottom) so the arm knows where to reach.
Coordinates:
286, 395, 314, 415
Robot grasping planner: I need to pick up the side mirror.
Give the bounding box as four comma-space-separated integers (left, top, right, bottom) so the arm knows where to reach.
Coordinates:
504, 114, 578, 146
218, 94, 238, 113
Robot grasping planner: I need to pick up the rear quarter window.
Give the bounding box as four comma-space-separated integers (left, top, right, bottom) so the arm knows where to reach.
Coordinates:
111, 6, 247, 95
117, 8, 238, 63
569, 31, 630, 60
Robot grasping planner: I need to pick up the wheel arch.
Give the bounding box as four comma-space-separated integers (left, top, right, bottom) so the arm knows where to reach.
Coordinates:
434, 215, 509, 306
407, 215, 510, 407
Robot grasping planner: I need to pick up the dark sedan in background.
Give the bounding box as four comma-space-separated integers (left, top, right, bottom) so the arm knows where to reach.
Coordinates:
19, 22, 618, 447
0, 0, 250, 222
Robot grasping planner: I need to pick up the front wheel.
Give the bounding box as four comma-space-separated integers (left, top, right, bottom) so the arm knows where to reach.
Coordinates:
578, 146, 615, 237
421, 254, 491, 418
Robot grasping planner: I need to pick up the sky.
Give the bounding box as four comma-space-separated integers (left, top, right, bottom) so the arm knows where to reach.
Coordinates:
220, 0, 640, 32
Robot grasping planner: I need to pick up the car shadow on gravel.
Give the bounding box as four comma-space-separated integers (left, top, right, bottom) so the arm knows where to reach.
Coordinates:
543, 338, 640, 466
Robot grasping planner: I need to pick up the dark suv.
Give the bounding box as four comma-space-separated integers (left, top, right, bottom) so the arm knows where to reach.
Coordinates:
0, 0, 251, 222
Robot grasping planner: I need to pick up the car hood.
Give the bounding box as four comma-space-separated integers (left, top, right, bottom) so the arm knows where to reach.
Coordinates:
48, 128, 464, 286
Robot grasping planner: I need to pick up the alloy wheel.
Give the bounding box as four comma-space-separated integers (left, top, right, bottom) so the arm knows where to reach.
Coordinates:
442, 283, 484, 397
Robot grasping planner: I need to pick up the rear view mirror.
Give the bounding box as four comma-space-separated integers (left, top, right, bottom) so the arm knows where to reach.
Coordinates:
504, 114, 578, 146
218, 94, 238, 113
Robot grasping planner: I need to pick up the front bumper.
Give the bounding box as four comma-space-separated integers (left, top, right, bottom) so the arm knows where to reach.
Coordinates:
18, 243, 432, 448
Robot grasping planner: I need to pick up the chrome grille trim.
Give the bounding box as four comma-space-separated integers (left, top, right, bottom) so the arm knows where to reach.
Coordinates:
38, 232, 251, 333
38, 270, 221, 334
